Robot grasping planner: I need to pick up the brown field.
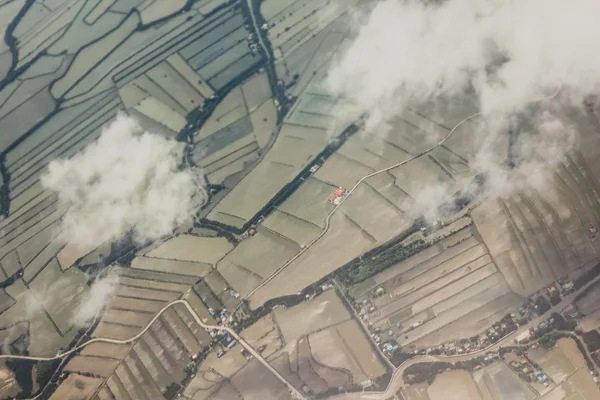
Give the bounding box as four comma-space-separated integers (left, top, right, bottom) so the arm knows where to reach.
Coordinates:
297, 336, 329, 394
241, 73, 271, 112
48, 374, 103, 400
241, 314, 283, 359
473, 151, 600, 296
146, 235, 233, 265
549, 338, 600, 400
351, 234, 479, 301
80, 342, 132, 359
473, 362, 536, 400
208, 124, 328, 227
262, 210, 323, 247
575, 280, 600, 315
397, 275, 513, 347
124, 353, 166, 399
113, 286, 181, 302
249, 213, 377, 308
341, 184, 413, 243
273, 290, 351, 344
580, 309, 600, 331
219, 231, 300, 298
230, 359, 293, 400
56, 241, 97, 270
141, 332, 185, 382
529, 346, 576, 383
412, 292, 521, 347
428, 370, 482, 400
101, 309, 155, 327
130, 256, 213, 277
161, 309, 202, 355
205, 349, 248, 379
64, 355, 120, 377
345, 226, 521, 348
314, 153, 374, 189
308, 324, 370, 385
92, 322, 140, 340
107, 296, 168, 313
403, 382, 431, 400
212, 382, 243, 400
173, 303, 213, 346
149, 318, 190, 366
268, 351, 304, 389
336, 320, 386, 378
277, 177, 336, 228
130, 344, 171, 391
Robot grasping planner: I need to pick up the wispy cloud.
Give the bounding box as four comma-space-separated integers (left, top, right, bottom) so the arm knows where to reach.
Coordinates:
41, 114, 207, 248
70, 271, 119, 328
328, 0, 600, 119
326, 0, 599, 217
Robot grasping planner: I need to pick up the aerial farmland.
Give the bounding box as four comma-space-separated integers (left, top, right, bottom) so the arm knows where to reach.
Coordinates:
1, 0, 600, 400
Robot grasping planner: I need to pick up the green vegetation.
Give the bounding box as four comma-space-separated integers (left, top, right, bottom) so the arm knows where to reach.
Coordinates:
534, 296, 551, 315
551, 312, 577, 331
403, 362, 454, 384
582, 330, 600, 352
35, 360, 59, 390
6, 359, 34, 398
341, 239, 430, 285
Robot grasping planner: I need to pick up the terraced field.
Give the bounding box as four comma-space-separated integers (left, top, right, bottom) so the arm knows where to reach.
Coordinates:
0, 0, 265, 366
241, 290, 387, 397
347, 225, 523, 349
247, 100, 479, 307
473, 154, 600, 296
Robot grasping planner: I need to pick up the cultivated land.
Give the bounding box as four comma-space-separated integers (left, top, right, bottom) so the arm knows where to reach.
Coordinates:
263, 290, 387, 396
344, 222, 523, 349
3, 0, 600, 399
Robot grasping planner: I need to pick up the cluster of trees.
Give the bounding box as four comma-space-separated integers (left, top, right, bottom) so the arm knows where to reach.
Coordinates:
5, 358, 60, 400
582, 330, 600, 353
341, 239, 429, 285
574, 264, 600, 291
534, 296, 551, 314
403, 362, 454, 384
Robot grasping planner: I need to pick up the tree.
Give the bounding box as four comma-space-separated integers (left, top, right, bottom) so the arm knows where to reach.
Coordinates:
534, 296, 551, 315
582, 330, 600, 352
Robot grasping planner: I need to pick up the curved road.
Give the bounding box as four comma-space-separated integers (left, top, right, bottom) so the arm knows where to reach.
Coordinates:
0, 299, 307, 400
330, 272, 600, 400
244, 111, 483, 301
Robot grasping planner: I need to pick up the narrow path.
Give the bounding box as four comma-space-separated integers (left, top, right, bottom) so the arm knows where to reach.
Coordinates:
330, 272, 600, 400
1, 299, 307, 400
244, 111, 483, 301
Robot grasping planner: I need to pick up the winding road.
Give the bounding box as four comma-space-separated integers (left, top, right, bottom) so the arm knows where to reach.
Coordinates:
244, 111, 483, 301
329, 273, 600, 400
0, 299, 307, 400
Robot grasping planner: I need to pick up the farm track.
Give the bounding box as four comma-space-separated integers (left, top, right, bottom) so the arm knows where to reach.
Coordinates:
243, 111, 483, 301
0, 299, 308, 400
243, 85, 563, 304
330, 272, 600, 400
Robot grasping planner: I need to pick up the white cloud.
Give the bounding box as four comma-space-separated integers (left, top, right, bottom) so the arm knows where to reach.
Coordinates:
326, 0, 600, 217
70, 272, 119, 327
41, 114, 207, 248
327, 0, 600, 120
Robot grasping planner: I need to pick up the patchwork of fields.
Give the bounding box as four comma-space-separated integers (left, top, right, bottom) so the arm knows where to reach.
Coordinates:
2, 0, 600, 399
348, 225, 523, 349
0, 0, 263, 362
402, 338, 600, 400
